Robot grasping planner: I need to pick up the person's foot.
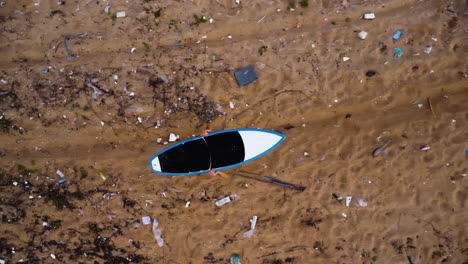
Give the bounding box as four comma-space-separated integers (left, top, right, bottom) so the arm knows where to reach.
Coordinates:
201, 129, 211, 137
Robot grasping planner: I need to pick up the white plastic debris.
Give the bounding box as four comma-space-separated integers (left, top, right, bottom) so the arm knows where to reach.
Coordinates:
424, 46, 432, 54
50, 254, 56, 260
356, 197, 368, 207
56, 169, 65, 178
114, 75, 119, 80
229, 101, 235, 109
168, 133, 179, 142
137, 116, 143, 123
250, 216, 258, 230
342, 212, 347, 217
209, 18, 214, 23
342, 57, 350, 62
216, 196, 231, 207
243, 229, 254, 238
116, 11, 126, 18
0, 79, 7, 84
345, 196, 352, 207
185, 201, 191, 208
152, 218, 164, 247
358, 31, 368, 39
142, 216, 151, 225
159, 75, 169, 83
104, 4, 110, 14
157, 138, 162, 143
131, 47, 136, 53
235, 0, 240, 4
13, 182, 18, 186
363, 13, 375, 19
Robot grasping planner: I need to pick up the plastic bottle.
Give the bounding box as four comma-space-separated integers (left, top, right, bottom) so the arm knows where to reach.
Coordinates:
230, 254, 241, 264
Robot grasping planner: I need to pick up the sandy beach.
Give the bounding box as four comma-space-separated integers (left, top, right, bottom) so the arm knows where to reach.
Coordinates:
0, 0, 467, 263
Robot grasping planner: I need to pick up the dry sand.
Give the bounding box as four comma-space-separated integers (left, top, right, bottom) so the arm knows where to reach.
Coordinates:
0, 0, 467, 263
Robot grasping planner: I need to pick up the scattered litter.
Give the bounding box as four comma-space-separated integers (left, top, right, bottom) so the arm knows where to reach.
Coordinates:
152, 218, 164, 247
50, 254, 56, 260
424, 46, 432, 54
168, 133, 179, 142
366, 70, 376, 77
356, 197, 368, 207
185, 201, 191, 208
342, 212, 347, 218
357, 31, 368, 40
420, 145, 430, 151
159, 75, 169, 83
229, 101, 235, 109
58, 179, 66, 183
104, 4, 110, 14
12, 182, 18, 186
257, 15, 266, 24
363, 13, 375, 19
142, 216, 152, 225
209, 18, 214, 23
342, 57, 350, 62
372, 138, 392, 157
230, 254, 241, 264
250, 215, 258, 230
100, 121, 105, 126
392, 29, 403, 40
113, 75, 119, 80
103, 193, 116, 200
99, 172, 107, 181
56, 169, 65, 178
243, 229, 254, 238
345, 196, 352, 207
332, 193, 343, 202
137, 116, 143, 123
174, 41, 182, 47
63, 35, 76, 60
116, 11, 126, 18
86, 82, 102, 99
465, 147, 468, 154
234, 65, 258, 86
131, 47, 136, 53
394, 48, 403, 58
0, 79, 7, 84
215, 194, 239, 207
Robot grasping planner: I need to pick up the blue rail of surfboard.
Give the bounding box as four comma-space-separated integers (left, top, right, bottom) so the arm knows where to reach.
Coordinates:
149, 128, 285, 176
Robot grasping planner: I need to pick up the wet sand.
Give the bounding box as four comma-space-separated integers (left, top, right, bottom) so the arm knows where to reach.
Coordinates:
0, 0, 467, 263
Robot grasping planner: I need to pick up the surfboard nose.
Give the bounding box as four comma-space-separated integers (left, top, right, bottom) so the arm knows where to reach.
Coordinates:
238, 130, 285, 160
151, 157, 162, 172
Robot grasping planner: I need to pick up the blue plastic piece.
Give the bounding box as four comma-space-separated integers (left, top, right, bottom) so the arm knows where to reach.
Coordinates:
174, 41, 182, 47
234, 65, 258, 86
394, 48, 403, 59
58, 179, 66, 183
392, 30, 403, 40
465, 147, 468, 154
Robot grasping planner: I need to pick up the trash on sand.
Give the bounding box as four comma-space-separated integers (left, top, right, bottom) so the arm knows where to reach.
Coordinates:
234, 65, 258, 86
215, 194, 240, 207
392, 29, 403, 40
63, 36, 76, 60
116, 11, 126, 18
131, 47, 136, 53
250, 216, 258, 230
332, 193, 343, 202
86, 82, 102, 99
342, 57, 350, 62
356, 197, 368, 207
152, 218, 164, 247
366, 70, 376, 77
142, 216, 151, 225
345, 196, 352, 207
372, 138, 392, 157
58, 179, 66, 183
243, 229, 254, 238
104, 4, 110, 14
394, 48, 403, 58
363, 13, 375, 19
229, 101, 235, 109
160, 75, 169, 83
185, 201, 191, 208
420, 145, 430, 151
358, 31, 368, 40
465, 147, 468, 154
342, 212, 347, 218
99, 172, 107, 181
50, 254, 56, 259
0, 79, 7, 84
168, 133, 179, 142
174, 41, 182, 47
56, 169, 65, 178
424, 46, 432, 54
230, 254, 242, 264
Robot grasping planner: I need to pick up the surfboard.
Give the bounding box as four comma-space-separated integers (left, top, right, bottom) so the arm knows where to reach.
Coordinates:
149, 128, 285, 176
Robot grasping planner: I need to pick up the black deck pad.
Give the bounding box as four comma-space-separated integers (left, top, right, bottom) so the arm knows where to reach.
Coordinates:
205, 131, 245, 168
159, 138, 210, 173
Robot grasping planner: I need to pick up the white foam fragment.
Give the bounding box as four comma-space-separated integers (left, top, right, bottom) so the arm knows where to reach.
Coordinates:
142, 216, 151, 225
56, 169, 65, 178
215, 196, 231, 206
342, 57, 350, 62
185, 201, 191, 208
358, 31, 368, 39
168, 133, 179, 142
116, 11, 126, 18
345, 196, 352, 207
229, 101, 235, 109
250, 216, 258, 230
356, 197, 368, 207
152, 219, 164, 247
364, 13, 375, 19
243, 229, 254, 238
